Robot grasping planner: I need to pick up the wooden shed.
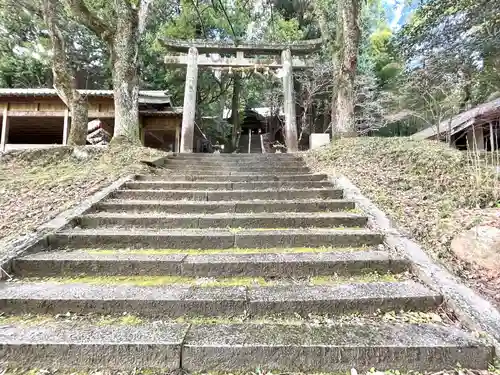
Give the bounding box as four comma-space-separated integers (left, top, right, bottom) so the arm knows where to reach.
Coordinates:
412, 98, 500, 151
0, 88, 183, 152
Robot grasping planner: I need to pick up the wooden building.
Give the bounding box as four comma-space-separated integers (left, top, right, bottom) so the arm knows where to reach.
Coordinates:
412, 98, 500, 151
0, 88, 183, 152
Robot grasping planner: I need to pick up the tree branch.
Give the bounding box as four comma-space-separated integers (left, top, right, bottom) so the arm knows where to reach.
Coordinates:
62, 0, 114, 42
190, 0, 207, 38
138, 0, 153, 34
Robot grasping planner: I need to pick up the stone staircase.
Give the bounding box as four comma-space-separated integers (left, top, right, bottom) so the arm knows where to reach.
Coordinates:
237, 133, 262, 153
0, 153, 493, 372
249, 132, 262, 153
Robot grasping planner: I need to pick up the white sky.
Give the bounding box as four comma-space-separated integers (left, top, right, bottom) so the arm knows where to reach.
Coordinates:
386, 0, 406, 30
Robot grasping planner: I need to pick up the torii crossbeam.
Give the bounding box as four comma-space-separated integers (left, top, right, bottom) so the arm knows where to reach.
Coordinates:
163, 39, 322, 153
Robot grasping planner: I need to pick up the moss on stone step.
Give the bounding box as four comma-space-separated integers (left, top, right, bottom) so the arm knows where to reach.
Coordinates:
84, 246, 369, 256
22, 270, 405, 287
0, 308, 447, 329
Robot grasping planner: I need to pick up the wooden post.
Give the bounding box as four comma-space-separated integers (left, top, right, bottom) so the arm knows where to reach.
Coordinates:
180, 47, 198, 153
1, 106, 9, 152
490, 122, 495, 151
175, 122, 181, 153
281, 49, 298, 152
62, 108, 69, 145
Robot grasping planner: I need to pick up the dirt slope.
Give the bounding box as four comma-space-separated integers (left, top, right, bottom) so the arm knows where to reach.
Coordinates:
0, 145, 166, 252
305, 137, 500, 305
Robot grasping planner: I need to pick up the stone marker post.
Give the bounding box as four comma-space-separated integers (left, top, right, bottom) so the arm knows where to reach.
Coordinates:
180, 47, 199, 153
281, 49, 298, 152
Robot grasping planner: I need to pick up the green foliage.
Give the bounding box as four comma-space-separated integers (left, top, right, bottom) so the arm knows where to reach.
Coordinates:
398, 0, 500, 106
264, 16, 303, 42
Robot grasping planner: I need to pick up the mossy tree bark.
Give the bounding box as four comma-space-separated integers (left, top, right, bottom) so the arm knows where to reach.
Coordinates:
333, 0, 362, 138
42, 0, 88, 146
63, 0, 152, 145
109, 5, 141, 144
231, 73, 241, 150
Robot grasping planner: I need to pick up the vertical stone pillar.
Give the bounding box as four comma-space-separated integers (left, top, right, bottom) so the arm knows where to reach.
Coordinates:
281, 49, 298, 152
62, 109, 69, 145
180, 47, 199, 153
1, 106, 9, 153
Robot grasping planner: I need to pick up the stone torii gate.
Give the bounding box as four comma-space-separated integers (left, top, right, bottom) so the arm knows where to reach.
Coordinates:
163, 38, 321, 153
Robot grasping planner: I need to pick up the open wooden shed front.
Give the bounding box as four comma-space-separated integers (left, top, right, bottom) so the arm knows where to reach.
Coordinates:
0, 89, 182, 152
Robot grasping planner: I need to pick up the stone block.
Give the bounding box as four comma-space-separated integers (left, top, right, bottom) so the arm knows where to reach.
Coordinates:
0, 322, 188, 369
0, 283, 247, 317
182, 323, 493, 372
309, 133, 331, 149
182, 250, 409, 277
234, 229, 384, 248
13, 251, 186, 277
51, 229, 235, 249
247, 281, 442, 316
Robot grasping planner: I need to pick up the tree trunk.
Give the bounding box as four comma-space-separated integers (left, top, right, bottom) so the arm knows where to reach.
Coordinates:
69, 96, 89, 145
110, 10, 141, 144
333, 0, 361, 138
42, 0, 88, 145
231, 73, 241, 150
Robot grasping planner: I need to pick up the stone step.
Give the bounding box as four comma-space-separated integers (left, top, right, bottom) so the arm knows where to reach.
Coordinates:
137, 173, 328, 182
0, 281, 441, 317
0, 321, 492, 371
159, 168, 311, 175
112, 188, 344, 201
181, 323, 492, 372
163, 159, 306, 167
75, 212, 367, 229
125, 180, 333, 191
170, 153, 299, 159
49, 228, 384, 249
13, 250, 408, 277
93, 199, 356, 214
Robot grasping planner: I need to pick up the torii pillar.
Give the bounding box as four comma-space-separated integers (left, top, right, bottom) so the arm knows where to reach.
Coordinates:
281, 49, 298, 152
180, 47, 198, 153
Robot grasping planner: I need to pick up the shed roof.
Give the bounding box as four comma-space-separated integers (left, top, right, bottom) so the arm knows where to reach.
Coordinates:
413, 98, 500, 140
0, 89, 173, 105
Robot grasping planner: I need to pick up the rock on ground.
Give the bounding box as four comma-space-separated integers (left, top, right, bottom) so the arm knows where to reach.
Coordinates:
451, 225, 500, 273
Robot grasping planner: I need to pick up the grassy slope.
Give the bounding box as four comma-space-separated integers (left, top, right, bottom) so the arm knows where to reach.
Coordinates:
0, 145, 167, 251
305, 137, 500, 304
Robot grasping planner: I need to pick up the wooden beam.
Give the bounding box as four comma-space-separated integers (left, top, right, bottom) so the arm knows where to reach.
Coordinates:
160, 38, 323, 55
7, 111, 116, 118
62, 109, 69, 145
1, 106, 8, 152
164, 54, 313, 69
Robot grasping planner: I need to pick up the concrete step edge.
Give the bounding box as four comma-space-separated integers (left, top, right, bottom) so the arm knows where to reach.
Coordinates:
136, 174, 328, 182
75, 212, 368, 229
92, 199, 356, 214
0, 281, 442, 318
14, 249, 407, 277
50, 228, 384, 249
0, 321, 492, 371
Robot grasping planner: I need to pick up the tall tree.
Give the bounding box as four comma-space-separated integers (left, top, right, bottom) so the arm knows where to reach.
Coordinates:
63, 0, 154, 144
333, 0, 363, 137
41, 0, 88, 145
